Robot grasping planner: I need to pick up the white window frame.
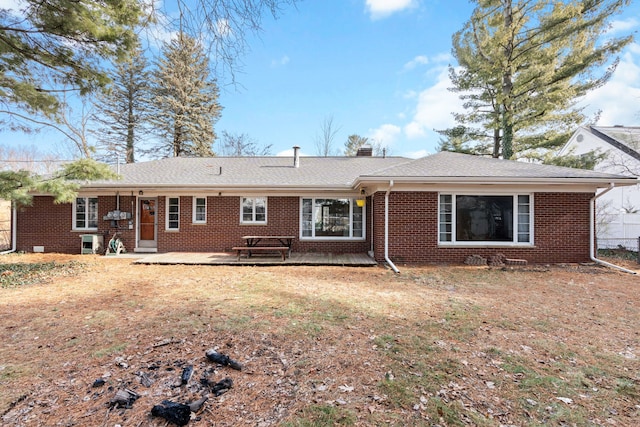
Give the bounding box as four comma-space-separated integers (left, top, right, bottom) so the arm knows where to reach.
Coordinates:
299, 197, 365, 240
438, 193, 533, 246
192, 196, 207, 224
166, 196, 180, 231
73, 196, 99, 231
240, 197, 267, 224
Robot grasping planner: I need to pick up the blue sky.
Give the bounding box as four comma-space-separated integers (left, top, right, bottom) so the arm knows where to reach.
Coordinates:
2, 0, 640, 159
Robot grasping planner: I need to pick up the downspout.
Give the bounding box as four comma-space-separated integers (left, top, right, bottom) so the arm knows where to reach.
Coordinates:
591, 184, 637, 274
385, 180, 400, 273
368, 192, 375, 258
0, 204, 17, 255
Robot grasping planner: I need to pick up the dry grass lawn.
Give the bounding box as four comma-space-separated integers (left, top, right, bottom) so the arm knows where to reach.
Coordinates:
0, 253, 638, 426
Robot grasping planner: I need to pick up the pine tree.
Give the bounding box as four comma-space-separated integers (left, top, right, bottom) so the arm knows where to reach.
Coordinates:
344, 135, 369, 156
150, 33, 222, 158
93, 43, 151, 164
439, 0, 633, 161
0, 0, 142, 124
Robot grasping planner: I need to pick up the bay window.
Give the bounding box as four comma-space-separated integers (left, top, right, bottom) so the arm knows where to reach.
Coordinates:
439, 194, 532, 244
301, 198, 364, 239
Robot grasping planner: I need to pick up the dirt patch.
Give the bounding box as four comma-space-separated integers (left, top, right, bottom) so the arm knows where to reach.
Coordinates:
0, 254, 638, 426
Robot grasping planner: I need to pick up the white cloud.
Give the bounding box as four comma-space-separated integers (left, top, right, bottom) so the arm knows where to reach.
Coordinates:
404, 149, 429, 158
402, 53, 452, 73
368, 124, 402, 146
271, 55, 290, 68
431, 52, 452, 63
216, 18, 232, 38
366, 63, 464, 155
609, 17, 639, 34
403, 65, 464, 139
366, 0, 415, 19
0, 0, 22, 10
582, 46, 640, 126
403, 55, 429, 71
402, 90, 418, 99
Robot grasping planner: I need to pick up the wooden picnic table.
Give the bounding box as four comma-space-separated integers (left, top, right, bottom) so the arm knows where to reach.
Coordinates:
233, 235, 296, 261
241, 235, 295, 249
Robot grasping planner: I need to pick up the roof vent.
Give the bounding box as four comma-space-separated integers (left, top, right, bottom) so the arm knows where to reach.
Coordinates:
356, 144, 373, 157
293, 146, 300, 168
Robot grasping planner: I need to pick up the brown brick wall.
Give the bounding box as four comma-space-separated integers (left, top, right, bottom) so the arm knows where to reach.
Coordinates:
16, 195, 138, 253
16, 195, 370, 254
372, 191, 593, 264
17, 192, 593, 263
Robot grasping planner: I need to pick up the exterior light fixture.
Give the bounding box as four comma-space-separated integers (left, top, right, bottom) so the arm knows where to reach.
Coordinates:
356, 188, 366, 207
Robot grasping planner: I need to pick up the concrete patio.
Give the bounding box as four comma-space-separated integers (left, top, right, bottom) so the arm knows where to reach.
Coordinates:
127, 252, 378, 267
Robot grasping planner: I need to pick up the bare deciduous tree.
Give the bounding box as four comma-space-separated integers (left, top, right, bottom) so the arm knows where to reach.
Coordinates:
314, 115, 341, 157
219, 131, 272, 156
173, 1, 298, 81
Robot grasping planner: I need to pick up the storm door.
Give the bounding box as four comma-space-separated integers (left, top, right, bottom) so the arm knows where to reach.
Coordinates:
138, 198, 157, 249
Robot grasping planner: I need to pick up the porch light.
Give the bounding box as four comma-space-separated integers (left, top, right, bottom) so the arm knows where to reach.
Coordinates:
356, 198, 366, 207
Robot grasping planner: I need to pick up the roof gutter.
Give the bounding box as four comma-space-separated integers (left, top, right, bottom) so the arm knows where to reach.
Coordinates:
590, 184, 637, 275
355, 176, 638, 186
0, 204, 17, 255
384, 180, 400, 273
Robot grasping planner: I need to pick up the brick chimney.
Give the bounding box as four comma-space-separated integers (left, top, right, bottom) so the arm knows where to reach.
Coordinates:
356, 144, 373, 157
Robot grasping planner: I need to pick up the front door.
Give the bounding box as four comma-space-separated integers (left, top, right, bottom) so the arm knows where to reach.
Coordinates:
138, 198, 157, 249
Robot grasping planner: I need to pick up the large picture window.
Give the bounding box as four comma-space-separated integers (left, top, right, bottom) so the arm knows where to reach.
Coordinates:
74, 197, 98, 230
439, 194, 532, 244
301, 198, 364, 239
166, 197, 180, 230
241, 197, 266, 224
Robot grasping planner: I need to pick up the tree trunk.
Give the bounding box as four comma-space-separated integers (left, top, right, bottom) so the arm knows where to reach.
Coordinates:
492, 128, 501, 158
126, 88, 135, 163
501, 0, 514, 160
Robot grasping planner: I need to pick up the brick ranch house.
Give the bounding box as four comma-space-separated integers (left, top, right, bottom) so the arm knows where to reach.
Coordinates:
14, 149, 637, 266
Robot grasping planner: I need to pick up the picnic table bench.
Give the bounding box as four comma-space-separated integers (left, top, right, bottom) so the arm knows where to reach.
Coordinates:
233, 235, 295, 261
232, 246, 289, 261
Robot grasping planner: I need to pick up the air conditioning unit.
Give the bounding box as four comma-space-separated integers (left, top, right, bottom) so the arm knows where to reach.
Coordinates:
80, 234, 104, 254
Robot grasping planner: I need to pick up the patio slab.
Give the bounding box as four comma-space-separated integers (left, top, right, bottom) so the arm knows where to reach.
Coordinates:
130, 252, 377, 267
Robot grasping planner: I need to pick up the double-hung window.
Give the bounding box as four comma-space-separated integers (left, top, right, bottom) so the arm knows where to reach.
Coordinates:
166, 197, 180, 230
193, 197, 207, 224
439, 194, 532, 244
241, 197, 267, 224
74, 197, 98, 230
301, 198, 364, 239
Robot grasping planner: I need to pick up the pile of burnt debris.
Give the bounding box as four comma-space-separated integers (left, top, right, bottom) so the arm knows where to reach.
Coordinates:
99, 347, 242, 426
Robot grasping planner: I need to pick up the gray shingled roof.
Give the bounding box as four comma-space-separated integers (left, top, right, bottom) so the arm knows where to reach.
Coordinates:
589, 126, 640, 162
89, 156, 411, 189
360, 151, 635, 181
86, 151, 635, 191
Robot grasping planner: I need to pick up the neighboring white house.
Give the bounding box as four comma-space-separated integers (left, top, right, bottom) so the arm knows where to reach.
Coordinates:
559, 125, 640, 250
